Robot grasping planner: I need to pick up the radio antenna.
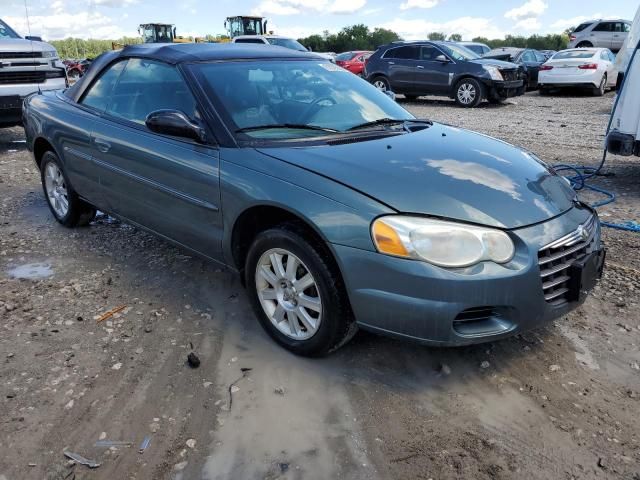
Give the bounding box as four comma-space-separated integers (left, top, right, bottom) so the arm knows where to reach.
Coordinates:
23, 0, 41, 95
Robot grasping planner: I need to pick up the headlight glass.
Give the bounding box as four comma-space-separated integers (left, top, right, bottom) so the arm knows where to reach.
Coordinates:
42, 50, 57, 58
372, 216, 515, 268
482, 65, 503, 81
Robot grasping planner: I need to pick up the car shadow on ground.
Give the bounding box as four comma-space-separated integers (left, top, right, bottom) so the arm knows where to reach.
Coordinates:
0, 126, 27, 154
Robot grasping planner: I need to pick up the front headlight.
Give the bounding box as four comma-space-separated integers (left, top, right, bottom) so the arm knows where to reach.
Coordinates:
371, 216, 515, 268
482, 65, 503, 81
42, 50, 57, 58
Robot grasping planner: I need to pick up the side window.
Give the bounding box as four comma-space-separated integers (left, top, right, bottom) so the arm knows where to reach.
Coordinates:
106, 58, 197, 126
623, 23, 631, 33
420, 46, 441, 61
80, 60, 127, 112
593, 22, 612, 32
522, 50, 536, 62
608, 51, 616, 62
600, 51, 608, 61
384, 46, 419, 60
534, 51, 546, 62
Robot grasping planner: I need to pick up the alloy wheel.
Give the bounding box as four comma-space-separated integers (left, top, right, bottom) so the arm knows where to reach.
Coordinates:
373, 79, 387, 91
255, 248, 322, 340
44, 162, 69, 218
457, 83, 476, 105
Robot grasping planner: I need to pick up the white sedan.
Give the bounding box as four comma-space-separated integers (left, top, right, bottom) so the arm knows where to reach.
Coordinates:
538, 48, 618, 96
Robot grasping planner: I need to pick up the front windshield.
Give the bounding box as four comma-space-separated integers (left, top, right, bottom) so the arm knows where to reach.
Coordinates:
0, 20, 20, 39
192, 60, 414, 139
266, 38, 307, 52
439, 43, 480, 61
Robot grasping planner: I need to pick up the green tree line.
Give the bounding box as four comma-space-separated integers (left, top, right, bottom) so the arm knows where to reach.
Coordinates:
48, 25, 571, 59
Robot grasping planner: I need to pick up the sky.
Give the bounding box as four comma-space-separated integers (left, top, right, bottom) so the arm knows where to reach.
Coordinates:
3, 0, 638, 42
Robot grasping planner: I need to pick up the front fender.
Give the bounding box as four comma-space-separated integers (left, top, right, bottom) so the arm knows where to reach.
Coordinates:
219, 148, 394, 266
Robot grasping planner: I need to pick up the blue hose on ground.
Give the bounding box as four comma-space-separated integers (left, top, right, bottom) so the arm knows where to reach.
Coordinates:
551, 38, 640, 234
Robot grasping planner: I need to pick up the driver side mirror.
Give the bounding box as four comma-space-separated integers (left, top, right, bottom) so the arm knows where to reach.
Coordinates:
435, 54, 450, 63
25, 35, 44, 42
145, 110, 207, 143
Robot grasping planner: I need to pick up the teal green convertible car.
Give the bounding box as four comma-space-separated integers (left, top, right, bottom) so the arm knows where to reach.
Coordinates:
23, 43, 605, 356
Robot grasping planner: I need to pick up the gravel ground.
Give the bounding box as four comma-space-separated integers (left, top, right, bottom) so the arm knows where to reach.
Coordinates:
1, 90, 639, 480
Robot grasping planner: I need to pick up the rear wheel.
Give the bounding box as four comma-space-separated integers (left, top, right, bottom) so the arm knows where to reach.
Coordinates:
593, 74, 607, 96
40, 151, 95, 227
371, 76, 390, 92
454, 78, 483, 108
245, 225, 356, 356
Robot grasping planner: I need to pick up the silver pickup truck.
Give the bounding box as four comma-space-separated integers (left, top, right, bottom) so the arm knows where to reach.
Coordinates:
1, 18, 67, 127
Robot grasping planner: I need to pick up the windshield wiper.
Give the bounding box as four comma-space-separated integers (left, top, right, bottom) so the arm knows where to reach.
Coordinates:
346, 118, 432, 132
236, 123, 340, 134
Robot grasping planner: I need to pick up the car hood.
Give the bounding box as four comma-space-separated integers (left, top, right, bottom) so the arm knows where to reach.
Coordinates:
0, 38, 56, 54
257, 123, 576, 229
471, 57, 517, 68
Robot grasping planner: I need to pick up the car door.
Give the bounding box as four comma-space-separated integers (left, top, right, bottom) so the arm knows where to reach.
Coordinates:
611, 22, 629, 51
590, 22, 614, 48
603, 50, 618, 85
382, 46, 420, 91
67, 59, 128, 207
90, 58, 224, 260
521, 50, 542, 87
413, 45, 452, 93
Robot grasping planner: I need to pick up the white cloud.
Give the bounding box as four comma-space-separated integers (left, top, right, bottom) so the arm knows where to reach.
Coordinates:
380, 17, 504, 41
504, 0, 547, 21
400, 0, 438, 11
514, 17, 541, 31
91, 0, 137, 6
252, 0, 366, 16
328, 0, 366, 14
5, 12, 133, 40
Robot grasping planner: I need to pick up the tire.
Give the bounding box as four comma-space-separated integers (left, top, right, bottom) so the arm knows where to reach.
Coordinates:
40, 151, 96, 227
454, 78, 484, 108
404, 94, 418, 101
576, 41, 593, 48
371, 76, 390, 92
245, 225, 357, 356
593, 74, 607, 96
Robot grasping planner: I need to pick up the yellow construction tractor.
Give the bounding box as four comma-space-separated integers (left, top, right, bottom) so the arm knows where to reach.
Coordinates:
224, 16, 269, 38
138, 23, 190, 43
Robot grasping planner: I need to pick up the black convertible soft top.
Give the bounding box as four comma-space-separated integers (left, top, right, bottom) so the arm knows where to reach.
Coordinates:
65, 43, 323, 103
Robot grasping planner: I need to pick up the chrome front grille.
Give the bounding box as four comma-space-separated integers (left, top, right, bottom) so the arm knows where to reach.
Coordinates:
538, 215, 598, 306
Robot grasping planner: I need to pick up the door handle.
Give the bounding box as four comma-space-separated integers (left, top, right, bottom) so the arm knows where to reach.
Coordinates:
417, 65, 424, 69
388, 61, 395, 65
93, 138, 111, 153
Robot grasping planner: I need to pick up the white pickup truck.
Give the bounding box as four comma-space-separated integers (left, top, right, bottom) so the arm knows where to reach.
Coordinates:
0, 18, 67, 127
606, 6, 640, 156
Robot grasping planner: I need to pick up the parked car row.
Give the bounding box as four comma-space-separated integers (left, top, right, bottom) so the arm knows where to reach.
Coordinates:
351, 39, 618, 107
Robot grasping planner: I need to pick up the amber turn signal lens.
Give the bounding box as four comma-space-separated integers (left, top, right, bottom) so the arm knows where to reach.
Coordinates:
372, 219, 409, 257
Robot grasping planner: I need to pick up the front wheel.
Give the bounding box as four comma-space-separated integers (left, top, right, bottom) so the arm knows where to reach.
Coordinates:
454, 78, 484, 108
41, 151, 95, 227
371, 76, 390, 92
245, 225, 356, 356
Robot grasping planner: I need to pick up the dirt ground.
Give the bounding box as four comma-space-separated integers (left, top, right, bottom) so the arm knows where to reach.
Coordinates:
1, 90, 639, 480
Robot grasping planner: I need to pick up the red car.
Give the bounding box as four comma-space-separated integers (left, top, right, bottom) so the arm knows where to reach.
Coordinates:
335, 50, 373, 76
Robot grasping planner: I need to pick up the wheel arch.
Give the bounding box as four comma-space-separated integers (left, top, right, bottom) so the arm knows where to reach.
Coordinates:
33, 137, 58, 170
449, 74, 484, 98
229, 203, 342, 279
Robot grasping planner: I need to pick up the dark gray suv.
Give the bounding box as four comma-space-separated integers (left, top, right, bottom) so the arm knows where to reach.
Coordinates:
364, 41, 525, 107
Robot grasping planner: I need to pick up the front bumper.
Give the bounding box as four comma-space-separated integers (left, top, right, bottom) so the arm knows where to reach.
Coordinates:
485, 79, 525, 99
0, 77, 66, 126
334, 206, 602, 346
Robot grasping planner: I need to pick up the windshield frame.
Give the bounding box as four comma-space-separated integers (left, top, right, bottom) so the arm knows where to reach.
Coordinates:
0, 19, 21, 39
186, 58, 416, 147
